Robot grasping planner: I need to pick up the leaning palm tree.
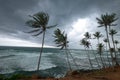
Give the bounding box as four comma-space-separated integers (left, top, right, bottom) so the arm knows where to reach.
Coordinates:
114, 40, 119, 50
103, 38, 108, 51
53, 28, 72, 71
96, 13, 118, 66
109, 29, 119, 65
84, 32, 91, 40
97, 43, 105, 68
84, 32, 100, 67
110, 48, 115, 57
93, 32, 103, 44
80, 38, 93, 69
84, 32, 100, 68
26, 12, 56, 71
103, 38, 111, 66
109, 29, 117, 49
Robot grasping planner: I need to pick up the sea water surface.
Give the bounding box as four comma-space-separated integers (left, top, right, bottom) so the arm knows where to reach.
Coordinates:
0, 46, 119, 77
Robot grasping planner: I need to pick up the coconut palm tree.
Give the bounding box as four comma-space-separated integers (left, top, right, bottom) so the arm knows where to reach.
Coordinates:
26, 12, 56, 71
96, 13, 118, 66
53, 28, 72, 70
109, 29, 118, 65
84, 32, 91, 40
93, 32, 103, 44
110, 48, 115, 57
114, 40, 119, 49
97, 43, 105, 68
103, 38, 111, 66
103, 38, 108, 50
80, 38, 93, 69
80, 38, 87, 48
109, 29, 117, 49
84, 32, 100, 68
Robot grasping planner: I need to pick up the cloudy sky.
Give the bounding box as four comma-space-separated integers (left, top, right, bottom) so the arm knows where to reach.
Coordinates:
0, 0, 120, 49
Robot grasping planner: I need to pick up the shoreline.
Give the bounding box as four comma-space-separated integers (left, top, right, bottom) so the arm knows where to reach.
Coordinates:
0, 66, 120, 80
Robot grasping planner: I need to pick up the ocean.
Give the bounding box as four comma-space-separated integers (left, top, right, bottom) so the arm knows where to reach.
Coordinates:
0, 46, 118, 77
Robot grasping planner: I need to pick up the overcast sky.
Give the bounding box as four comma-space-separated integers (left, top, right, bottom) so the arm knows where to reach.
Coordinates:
0, 0, 120, 49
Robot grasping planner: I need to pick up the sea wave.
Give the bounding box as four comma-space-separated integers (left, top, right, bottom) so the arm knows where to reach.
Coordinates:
2, 66, 67, 78
0, 55, 16, 59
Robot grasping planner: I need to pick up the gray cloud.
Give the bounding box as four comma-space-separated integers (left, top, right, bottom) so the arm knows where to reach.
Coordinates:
0, 0, 120, 48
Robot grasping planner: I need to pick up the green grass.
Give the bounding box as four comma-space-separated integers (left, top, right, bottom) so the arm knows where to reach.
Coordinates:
0, 74, 30, 80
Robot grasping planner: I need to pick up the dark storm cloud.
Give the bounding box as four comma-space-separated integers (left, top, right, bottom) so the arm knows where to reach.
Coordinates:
0, 0, 39, 32
0, 0, 120, 48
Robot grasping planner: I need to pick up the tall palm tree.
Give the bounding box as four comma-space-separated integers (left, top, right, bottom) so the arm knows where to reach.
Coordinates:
53, 28, 72, 71
93, 32, 103, 44
80, 38, 93, 69
103, 38, 111, 66
26, 12, 56, 71
114, 40, 119, 49
96, 13, 118, 66
109, 29, 118, 65
80, 38, 87, 48
97, 43, 105, 68
110, 48, 115, 57
84, 32, 91, 40
103, 38, 108, 51
84, 32, 100, 68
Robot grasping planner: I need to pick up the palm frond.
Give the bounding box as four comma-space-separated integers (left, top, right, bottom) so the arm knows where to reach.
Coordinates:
109, 29, 117, 35
46, 24, 57, 29
34, 12, 49, 27
26, 20, 40, 28
32, 31, 44, 36
97, 43, 104, 55
26, 29, 40, 33
96, 13, 118, 28
53, 28, 69, 49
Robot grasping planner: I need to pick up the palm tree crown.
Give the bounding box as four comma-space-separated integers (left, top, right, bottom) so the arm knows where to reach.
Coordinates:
54, 28, 69, 49
109, 29, 117, 36
26, 12, 56, 71
97, 43, 104, 55
114, 40, 119, 45
80, 38, 91, 48
84, 32, 91, 40
93, 32, 103, 39
103, 38, 108, 43
110, 48, 115, 53
26, 12, 56, 36
96, 13, 118, 28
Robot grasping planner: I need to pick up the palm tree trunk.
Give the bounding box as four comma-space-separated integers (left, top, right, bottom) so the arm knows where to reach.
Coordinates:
37, 31, 46, 71
115, 44, 117, 50
105, 27, 114, 66
98, 38, 100, 44
100, 54, 105, 68
65, 47, 72, 71
90, 46, 101, 69
66, 48, 79, 70
86, 48, 93, 69
106, 43, 111, 67
111, 36, 119, 66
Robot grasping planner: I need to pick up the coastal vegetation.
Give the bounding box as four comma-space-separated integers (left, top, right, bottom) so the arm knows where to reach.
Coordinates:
53, 28, 79, 71
24, 12, 120, 79
26, 12, 56, 71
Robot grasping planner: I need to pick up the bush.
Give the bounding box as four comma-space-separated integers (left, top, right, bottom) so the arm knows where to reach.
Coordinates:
7, 74, 29, 80
0, 74, 5, 80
